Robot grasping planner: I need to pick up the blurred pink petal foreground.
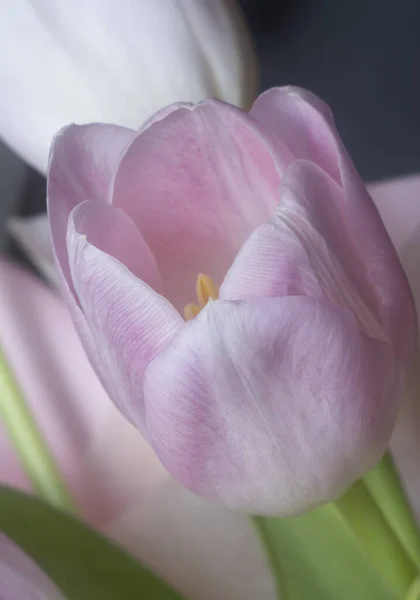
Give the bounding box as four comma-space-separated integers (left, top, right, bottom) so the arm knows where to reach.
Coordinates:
0, 534, 64, 600
48, 86, 417, 515
0, 260, 276, 600
369, 175, 420, 522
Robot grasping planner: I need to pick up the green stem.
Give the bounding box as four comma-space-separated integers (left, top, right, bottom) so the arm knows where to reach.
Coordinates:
364, 452, 420, 570
0, 350, 76, 513
336, 479, 416, 597
252, 516, 285, 600
406, 577, 420, 600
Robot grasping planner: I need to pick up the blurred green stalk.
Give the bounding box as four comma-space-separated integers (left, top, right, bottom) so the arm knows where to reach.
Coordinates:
364, 452, 420, 570
0, 349, 76, 513
337, 478, 417, 597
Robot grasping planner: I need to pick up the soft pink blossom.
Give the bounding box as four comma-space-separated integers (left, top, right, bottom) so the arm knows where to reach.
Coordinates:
0, 259, 276, 600
47, 87, 417, 515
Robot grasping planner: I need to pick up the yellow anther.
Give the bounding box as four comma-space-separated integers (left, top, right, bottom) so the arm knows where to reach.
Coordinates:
183, 274, 219, 321
184, 303, 201, 321
196, 273, 219, 308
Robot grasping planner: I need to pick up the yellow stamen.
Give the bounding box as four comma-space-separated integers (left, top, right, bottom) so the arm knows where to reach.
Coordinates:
196, 273, 219, 308
184, 274, 219, 320
184, 303, 201, 321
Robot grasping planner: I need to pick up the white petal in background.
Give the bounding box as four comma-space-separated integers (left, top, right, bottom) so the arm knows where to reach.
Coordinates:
0, 0, 255, 174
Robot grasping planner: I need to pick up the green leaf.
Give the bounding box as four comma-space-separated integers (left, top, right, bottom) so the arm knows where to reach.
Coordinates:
0, 350, 76, 512
254, 502, 398, 600
364, 453, 420, 571
0, 486, 184, 600
336, 479, 416, 596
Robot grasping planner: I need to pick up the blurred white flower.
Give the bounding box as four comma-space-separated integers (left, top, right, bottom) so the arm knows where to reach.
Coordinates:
0, 0, 256, 173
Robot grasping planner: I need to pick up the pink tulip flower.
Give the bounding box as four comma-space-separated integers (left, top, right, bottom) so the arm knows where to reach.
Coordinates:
0, 534, 65, 600
0, 259, 276, 600
47, 86, 417, 516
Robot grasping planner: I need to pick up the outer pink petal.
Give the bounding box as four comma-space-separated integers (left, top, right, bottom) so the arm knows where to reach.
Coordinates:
67, 225, 183, 427
47, 123, 135, 305
111, 99, 284, 311
47, 123, 137, 379
220, 220, 324, 301
221, 160, 384, 342
0, 534, 64, 600
251, 87, 417, 365
144, 296, 401, 515
251, 87, 341, 183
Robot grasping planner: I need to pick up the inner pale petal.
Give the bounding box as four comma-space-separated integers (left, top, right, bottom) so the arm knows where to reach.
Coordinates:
111, 102, 283, 312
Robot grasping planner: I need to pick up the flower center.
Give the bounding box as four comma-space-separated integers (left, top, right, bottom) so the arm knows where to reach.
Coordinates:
184, 274, 219, 321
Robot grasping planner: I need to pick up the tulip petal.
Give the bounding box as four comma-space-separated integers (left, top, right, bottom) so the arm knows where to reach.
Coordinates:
178, 0, 258, 109
48, 123, 137, 366
220, 219, 324, 300
69, 199, 163, 293
144, 296, 401, 515
8, 214, 59, 287
106, 481, 277, 600
0, 0, 255, 173
251, 87, 417, 364
220, 161, 384, 340
67, 226, 183, 426
251, 87, 341, 184
48, 123, 135, 302
0, 534, 64, 599
111, 100, 283, 311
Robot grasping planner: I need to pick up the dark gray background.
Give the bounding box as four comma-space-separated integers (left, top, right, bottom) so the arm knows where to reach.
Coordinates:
2, 0, 420, 258
243, 0, 420, 180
